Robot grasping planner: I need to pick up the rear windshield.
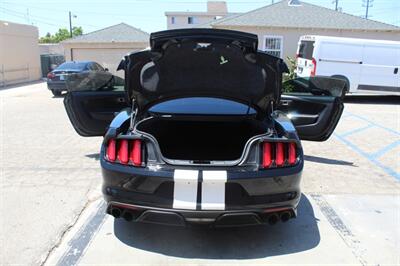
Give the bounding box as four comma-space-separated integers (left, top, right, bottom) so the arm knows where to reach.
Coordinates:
149, 97, 257, 115
56, 62, 88, 71
298, 40, 314, 60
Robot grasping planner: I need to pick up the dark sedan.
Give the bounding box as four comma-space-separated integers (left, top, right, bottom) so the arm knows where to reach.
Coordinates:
47, 61, 112, 96
63, 29, 346, 227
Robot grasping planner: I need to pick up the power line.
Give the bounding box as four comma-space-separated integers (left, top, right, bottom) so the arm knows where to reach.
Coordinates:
0, 6, 61, 27
0, 6, 99, 29
1, 2, 168, 18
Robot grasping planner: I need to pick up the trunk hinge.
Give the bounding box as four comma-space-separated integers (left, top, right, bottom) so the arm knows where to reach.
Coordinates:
129, 99, 138, 131
269, 100, 278, 137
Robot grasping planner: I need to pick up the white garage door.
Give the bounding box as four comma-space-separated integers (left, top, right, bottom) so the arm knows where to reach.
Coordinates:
71, 48, 135, 76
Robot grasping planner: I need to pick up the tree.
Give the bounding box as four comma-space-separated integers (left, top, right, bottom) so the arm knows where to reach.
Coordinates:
39, 26, 83, 43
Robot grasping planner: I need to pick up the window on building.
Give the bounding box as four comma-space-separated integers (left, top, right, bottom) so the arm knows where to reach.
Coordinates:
264, 36, 283, 58
188, 16, 195, 24
171, 16, 175, 24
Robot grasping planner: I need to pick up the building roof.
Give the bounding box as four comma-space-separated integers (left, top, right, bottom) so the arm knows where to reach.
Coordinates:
193, 13, 241, 28
212, 0, 400, 31
165, 11, 229, 16
62, 23, 149, 44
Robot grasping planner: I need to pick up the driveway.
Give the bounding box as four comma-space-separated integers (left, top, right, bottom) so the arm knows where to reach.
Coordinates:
1, 82, 399, 265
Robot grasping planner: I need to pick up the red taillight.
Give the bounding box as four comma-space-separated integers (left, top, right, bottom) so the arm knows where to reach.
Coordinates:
130, 140, 142, 166
118, 139, 129, 164
310, 57, 317, 77
288, 142, 297, 165
105, 138, 142, 166
47, 72, 55, 79
275, 142, 285, 167
261, 141, 297, 168
262, 142, 272, 168
106, 139, 116, 162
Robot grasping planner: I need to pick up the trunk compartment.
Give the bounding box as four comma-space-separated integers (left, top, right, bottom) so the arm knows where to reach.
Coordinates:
136, 117, 269, 162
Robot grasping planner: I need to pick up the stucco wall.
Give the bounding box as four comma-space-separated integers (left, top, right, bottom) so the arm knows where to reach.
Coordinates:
0, 21, 41, 86
213, 25, 400, 60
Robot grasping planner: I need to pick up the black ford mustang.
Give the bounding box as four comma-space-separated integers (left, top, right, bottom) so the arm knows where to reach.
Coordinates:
64, 29, 346, 227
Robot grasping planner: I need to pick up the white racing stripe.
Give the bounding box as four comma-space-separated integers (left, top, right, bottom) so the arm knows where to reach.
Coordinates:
201, 171, 227, 210
173, 170, 199, 210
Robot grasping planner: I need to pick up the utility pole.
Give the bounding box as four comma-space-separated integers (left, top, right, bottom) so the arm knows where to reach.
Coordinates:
362, 0, 373, 19
69, 11, 72, 37
26, 8, 30, 24
331, 0, 340, 11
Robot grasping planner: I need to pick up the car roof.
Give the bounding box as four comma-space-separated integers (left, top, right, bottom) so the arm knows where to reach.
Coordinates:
63, 61, 93, 65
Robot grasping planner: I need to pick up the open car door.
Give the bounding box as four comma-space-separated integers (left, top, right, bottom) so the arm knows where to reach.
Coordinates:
63, 73, 129, 136
278, 76, 347, 141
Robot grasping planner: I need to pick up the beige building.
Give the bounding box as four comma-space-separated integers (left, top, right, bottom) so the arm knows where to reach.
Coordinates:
62, 23, 149, 76
165, 1, 237, 30
0, 20, 41, 86
206, 0, 400, 60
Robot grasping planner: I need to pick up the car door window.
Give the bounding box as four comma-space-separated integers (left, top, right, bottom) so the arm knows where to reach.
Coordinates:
95, 63, 105, 71
65, 71, 124, 92
89, 63, 98, 71
282, 76, 347, 97
279, 76, 346, 141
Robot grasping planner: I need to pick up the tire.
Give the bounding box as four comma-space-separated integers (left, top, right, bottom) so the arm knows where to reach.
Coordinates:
51, 90, 62, 96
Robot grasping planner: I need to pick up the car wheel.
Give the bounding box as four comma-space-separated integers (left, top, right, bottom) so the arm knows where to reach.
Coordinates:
51, 90, 62, 96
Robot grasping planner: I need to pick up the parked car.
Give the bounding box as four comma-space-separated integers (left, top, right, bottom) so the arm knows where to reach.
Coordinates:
63, 29, 346, 227
47, 61, 112, 96
296, 35, 400, 93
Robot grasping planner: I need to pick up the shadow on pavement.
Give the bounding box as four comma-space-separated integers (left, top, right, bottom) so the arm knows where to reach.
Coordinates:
113, 194, 320, 259
0, 80, 45, 91
85, 153, 100, 160
304, 155, 355, 167
344, 95, 400, 105
51, 93, 66, 99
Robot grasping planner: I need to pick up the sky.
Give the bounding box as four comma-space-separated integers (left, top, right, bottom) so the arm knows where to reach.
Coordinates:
0, 0, 399, 37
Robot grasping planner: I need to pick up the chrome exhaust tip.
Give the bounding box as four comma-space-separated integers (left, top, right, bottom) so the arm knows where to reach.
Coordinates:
280, 211, 291, 222
268, 213, 279, 225
111, 207, 122, 218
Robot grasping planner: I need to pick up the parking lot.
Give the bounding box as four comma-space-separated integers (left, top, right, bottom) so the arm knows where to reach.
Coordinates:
1, 82, 399, 265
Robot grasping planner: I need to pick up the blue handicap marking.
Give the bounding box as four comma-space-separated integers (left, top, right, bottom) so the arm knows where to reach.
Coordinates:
370, 140, 400, 159
339, 124, 374, 138
334, 111, 400, 181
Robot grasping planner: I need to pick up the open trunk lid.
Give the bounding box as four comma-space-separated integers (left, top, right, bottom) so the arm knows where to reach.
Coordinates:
118, 29, 288, 115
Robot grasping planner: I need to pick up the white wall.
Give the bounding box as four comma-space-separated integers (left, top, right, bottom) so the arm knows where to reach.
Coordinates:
0, 20, 41, 86
166, 14, 222, 30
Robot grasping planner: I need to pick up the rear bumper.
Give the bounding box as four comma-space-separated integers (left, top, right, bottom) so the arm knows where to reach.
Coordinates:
47, 81, 67, 91
101, 158, 303, 227
107, 201, 297, 227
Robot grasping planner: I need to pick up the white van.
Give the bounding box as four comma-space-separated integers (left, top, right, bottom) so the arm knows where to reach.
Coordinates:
295, 35, 400, 93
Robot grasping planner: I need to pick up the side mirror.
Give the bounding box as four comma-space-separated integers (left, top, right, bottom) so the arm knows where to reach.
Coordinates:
104, 68, 109, 72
